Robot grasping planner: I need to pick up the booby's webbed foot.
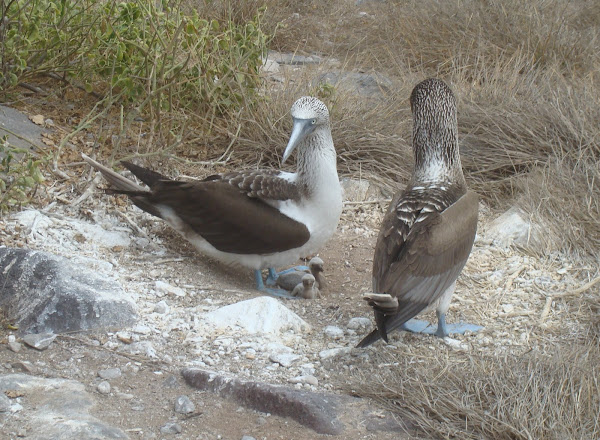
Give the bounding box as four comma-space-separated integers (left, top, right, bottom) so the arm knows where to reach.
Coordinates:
400, 317, 483, 336
254, 270, 297, 299
266, 265, 310, 286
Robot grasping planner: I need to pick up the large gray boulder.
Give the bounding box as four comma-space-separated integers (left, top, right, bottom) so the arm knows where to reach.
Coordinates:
0, 247, 137, 334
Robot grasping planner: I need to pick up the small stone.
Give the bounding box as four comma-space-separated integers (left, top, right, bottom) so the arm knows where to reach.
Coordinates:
160, 422, 182, 434
155, 280, 186, 297
174, 395, 195, 414
163, 375, 179, 388
17, 428, 26, 437
241, 436, 257, 440
23, 332, 56, 350
154, 300, 169, 314
98, 368, 122, 380
132, 325, 152, 335
268, 353, 301, 367
319, 347, 351, 360
287, 375, 319, 386
323, 326, 344, 339
8, 341, 22, 353
347, 317, 372, 331
0, 393, 11, 412
97, 381, 111, 394
11, 361, 35, 373
502, 304, 515, 314
116, 392, 134, 400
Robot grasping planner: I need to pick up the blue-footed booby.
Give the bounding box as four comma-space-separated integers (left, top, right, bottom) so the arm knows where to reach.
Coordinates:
357, 78, 480, 347
291, 273, 321, 299
275, 256, 325, 291
82, 96, 342, 297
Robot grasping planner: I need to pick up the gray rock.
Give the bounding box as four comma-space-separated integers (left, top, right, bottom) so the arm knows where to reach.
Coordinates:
97, 381, 111, 394
241, 436, 257, 440
0, 105, 48, 150
182, 368, 346, 435
0, 393, 10, 412
119, 341, 157, 358
153, 300, 169, 314
347, 317, 373, 332
160, 422, 182, 434
174, 395, 195, 414
288, 375, 319, 386
319, 347, 352, 360
0, 248, 137, 334
98, 368, 122, 380
268, 51, 323, 65
8, 341, 22, 353
23, 333, 56, 350
323, 326, 344, 339
163, 374, 179, 388
0, 374, 128, 439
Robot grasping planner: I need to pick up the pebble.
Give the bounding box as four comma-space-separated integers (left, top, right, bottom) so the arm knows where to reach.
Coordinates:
174, 395, 195, 414
241, 436, 257, 440
0, 393, 11, 412
287, 375, 318, 386
98, 368, 122, 380
155, 280, 186, 297
97, 381, 111, 394
8, 341, 22, 353
319, 347, 351, 360
268, 353, 301, 367
116, 392, 134, 400
323, 326, 344, 339
154, 300, 169, 314
11, 361, 35, 373
347, 317, 372, 331
160, 422, 182, 434
22, 333, 56, 350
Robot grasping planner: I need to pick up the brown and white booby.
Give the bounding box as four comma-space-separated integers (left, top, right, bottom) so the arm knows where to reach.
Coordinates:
275, 256, 325, 291
357, 78, 480, 347
291, 273, 321, 299
82, 96, 342, 297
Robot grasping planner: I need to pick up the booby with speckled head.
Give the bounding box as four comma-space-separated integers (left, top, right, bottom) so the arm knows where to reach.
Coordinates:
357, 78, 481, 347
82, 96, 342, 297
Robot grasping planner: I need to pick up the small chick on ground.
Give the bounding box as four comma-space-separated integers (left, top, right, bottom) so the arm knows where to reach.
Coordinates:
291, 274, 321, 299
276, 257, 325, 291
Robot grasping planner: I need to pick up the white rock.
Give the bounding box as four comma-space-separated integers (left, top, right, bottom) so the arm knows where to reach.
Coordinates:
268, 353, 301, 367
319, 347, 351, 359
288, 375, 318, 386
323, 326, 344, 339
154, 300, 169, 314
347, 317, 372, 331
443, 337, 467, 350
97, 381, 111, 394
155, 281, 186, 297
485, 207, 542, 250
201, 297, 311, 335
341, 178, 377, 202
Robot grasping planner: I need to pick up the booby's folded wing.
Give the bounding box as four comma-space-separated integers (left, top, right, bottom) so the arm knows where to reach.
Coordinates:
145, 179, 310, 254
215, 170, 303, 201
360, 191, 478, 346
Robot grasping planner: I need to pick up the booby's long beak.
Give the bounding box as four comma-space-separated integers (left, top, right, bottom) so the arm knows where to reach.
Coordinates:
282, 118, 316, 164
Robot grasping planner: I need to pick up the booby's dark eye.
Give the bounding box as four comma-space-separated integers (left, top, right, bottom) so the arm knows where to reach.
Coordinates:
311, 119, 316, 125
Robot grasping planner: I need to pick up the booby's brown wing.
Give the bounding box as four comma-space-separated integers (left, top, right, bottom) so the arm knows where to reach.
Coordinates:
362, 190, 478, 346
144, 178, 310, 254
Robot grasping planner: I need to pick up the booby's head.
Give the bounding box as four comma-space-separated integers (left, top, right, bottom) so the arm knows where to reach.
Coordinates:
282, 97, 331, 164
302, 273, 316, 288
410, 78, 464, 184
308, 256, 324, 273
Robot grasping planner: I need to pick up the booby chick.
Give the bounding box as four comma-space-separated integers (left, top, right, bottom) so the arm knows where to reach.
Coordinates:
357, 78, 480, 347
82, 97, 342, 298
291, 274, 321, 299
275, 256, 325, 291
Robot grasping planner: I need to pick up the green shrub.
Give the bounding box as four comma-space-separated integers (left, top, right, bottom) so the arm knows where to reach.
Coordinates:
0, 136, 46, 211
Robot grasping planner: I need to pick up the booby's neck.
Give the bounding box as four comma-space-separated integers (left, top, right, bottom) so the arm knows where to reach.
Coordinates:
412, 111, 465, 188
295, 126, 338, 190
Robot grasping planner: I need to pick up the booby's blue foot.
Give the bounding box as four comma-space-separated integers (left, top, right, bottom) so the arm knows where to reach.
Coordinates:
265, 265, 310, 286
400, 317, 483, 337
255, 269, 297, 298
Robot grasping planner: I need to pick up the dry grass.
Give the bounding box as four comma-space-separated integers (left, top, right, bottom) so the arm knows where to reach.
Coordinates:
349, 343, 600, 439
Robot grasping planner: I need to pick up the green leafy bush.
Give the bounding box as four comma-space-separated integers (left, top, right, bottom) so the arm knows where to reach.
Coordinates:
0, 136, 45, 211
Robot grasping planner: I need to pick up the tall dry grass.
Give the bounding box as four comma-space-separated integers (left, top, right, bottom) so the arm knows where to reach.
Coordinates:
350, 343, 600, 439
